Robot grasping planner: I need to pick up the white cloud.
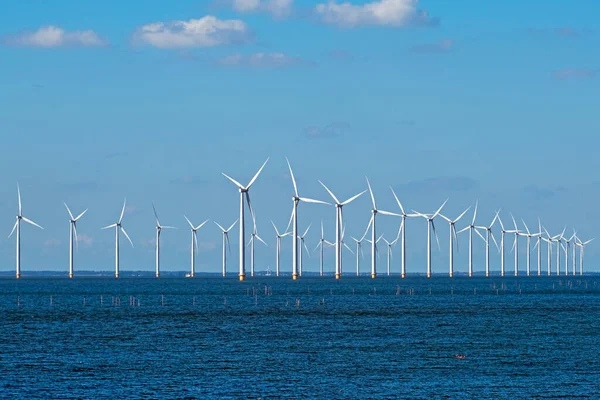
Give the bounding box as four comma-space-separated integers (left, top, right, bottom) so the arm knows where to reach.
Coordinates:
315, 0, 424, 27
77, 234, 94, 247
7, 25, 107, 47
232, 0, 295, 18
132, 16, 250, 49
218, 52, 308, 68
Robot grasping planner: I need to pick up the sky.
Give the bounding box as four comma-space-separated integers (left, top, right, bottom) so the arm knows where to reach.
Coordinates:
0, 0, 598, 275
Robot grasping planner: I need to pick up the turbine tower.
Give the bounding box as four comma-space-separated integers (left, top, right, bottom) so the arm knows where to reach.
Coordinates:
298, 224, 311, 276
382, 237, 398, 276
271, 221, 290, 277
248, 224, 267, 278
64, 203, 87, 278
215, 219, 237, 277
9, 185, 44, 279
390, 188, 419, 278
413, 199, 447, 278
457, 201, 479, 277
102, 199, 134, 278
286, 158, 328, 280
313, 220, 334, 277
520, 219, 541, 277
576, 237, 594, 275
563, 231, 576, 276
497, 215, 518, 277
475, 211, 500, 277
153, 203, 176, 278
364, 177, 400, 278
319, 181, 365, 279
541, 231, 553, 276
185, 216, 209, 278
551, 228, 566, 275
222, 158, 269, 281
440, 207, 470, 277
350, 235, 365, 276
509, 214, 524, 276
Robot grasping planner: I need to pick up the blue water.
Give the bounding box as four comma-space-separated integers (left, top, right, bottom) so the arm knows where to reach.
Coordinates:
1, 276, 599, 398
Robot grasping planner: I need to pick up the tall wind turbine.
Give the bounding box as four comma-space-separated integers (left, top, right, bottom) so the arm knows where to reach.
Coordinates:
286, 158, 329, 280
350, 236, 365, 276
313, 220, 334, 276
102, 199, 134, 278
9, 185, 44, 279
509, 214, 524, 276
364, 177, 400, 279
222, 158, 269, 281
412, 199, 448, 278
564, 231, 576, 276
215, 219, 237, 277
390, 188, 419, 278
497, 215, 518, 277
185, 216, 209, 278
520, 219, 541, 277
475, 211, 500, 277
457, 201, 479, 277
298, 224, 311, 276
153, 203, 176, 278
440, 207, 470, 277
576, 237, 594, 275
551, 227, 566, 275
534, 219, 543, 276
540, 232, 553, 276
248, 225, 267, 278
64, 203, 87, 278
382, 237, 398, 276
319, 181, 366, 279
271, 221, 290, 277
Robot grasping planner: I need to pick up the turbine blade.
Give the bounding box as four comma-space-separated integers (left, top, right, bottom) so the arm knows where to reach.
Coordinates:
510, 236, 517, 254
185, 216, 195, 229
64, 203, 75, 220
17, 184, 22, 216
472, 200, 478, 225
246, 158, 269, 189
361, 214, 374, 242
102, 223, 117, 230
226, 233, 232, 254
521, 218, 531, 235
22, 217, 43, 230
432, 221, 441, 251
152, 202, 160, 226
214, 221, 226, 232
342, 190, 367, 206
75, 209, 88, 221
390, 187, 406, 215
475, 228, 486, 243
286, 157, 299, 197
285, 206, 294, 233
455, 206, 471, 223
378, 210, 401, 217
299, 197, 329, 205
302, 223, 312, 238
319, 181, 340, 204
321, 219, 324, 239
453, 226, 460, 253
227, 219, 238, 232
457, 226, 470, 234
194, 219, 209, 231
119, 198, 127, 224
432, 199, 448, 219
343, 242, 355, 255
271, 221, 280, 236
411, 211, 430, 219
222, 173, 245, 189
511, 213, 518, 231
8, 220, 18, 238
490, 210, 500, 228
245, 192, 256, 229
313, 241, 321, 252
121, 227, 134, 248
73, 222, 79, 251
256, 235, 268, 247
490, 232, 500, 252
194, 231, 199, 253
303, 240, 310, 256
366, 177, 376, 209
394, 219, 404, 243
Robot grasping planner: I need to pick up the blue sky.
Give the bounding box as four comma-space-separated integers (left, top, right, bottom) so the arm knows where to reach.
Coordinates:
0, 0, 598, 275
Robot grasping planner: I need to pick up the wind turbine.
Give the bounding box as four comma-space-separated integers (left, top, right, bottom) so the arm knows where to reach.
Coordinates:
412, 199, 448, 278
533, 219, 543, 276
576, 237, 594, 275
540, 231, 553, 276
314, 220, 334, 277
350, 235, 365, 276
184, 216, 209, 278
457, 201, 479, 277
509, 214, 524, 276
475, 211, 500, 277
520, 219, 541, 277
390, 188, 419, 278
222, 158, 269, 281
440, 206, 471, 277
64, 203, 87, 278
550, 227, 566, 275
382, 237, 398, 276
364, 177, 400, 278
271, 221, 290, 277
563, 231, 576, 276
248, 224, 267, 278
152, 203, 176, 278
497, 215, 518, 277
319, 181, 366, 279
215, 219, 237, 277
286, 158, 329, 280
298, 223, 311, 276
9, 185, 44, 279
102, 199, 134, 278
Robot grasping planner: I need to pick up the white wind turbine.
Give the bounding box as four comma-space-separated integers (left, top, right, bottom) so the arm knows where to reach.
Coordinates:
412, 199, 448, 278
152, 203, 176, 278
298, 224, 311, 276
520, 219, 541, 277
215, 219, 238, 277
390, 188, 419, 278
102, 199, 134, 278
509, 214, 525, 276
540, 231, 553, 276
497, 215, 518, 277
532, 219, 544, 276
475, 211, 500, 277
286, 158, 329, 280
563, 231, 576, 276
271, 221, 290, 277
319, 181, 366, 279
364, 177, 400, 279
382, 237, 398, 276
350, 235, 365, 276
222, 158, 269, 281
185, 216, 209, 278
457, 201, 480, 277
313, 220, 334, 277
248, 224, 267, 278
550, 227, 566, 275
64, 203, 88, 278
9, 185, 44, 279
440, 206, 471, 277
575, 237, 594, 275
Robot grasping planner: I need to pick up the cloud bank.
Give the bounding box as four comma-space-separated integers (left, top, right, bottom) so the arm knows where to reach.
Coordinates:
231, 0, 294, 18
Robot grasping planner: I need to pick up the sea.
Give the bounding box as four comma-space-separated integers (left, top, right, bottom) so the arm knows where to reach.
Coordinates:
1, 276, 599, 399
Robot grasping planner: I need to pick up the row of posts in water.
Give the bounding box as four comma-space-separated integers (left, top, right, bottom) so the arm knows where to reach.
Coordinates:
10, 280, 598, 308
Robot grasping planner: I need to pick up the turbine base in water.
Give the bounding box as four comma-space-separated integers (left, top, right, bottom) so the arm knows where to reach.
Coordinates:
69, 273, 73, 279
335, 274, 341, 280
156, 273, 160, 278
401, 273, 405, 279
292, 274, 298, 280
239, 275, 245, 281
16, 273, 20, 279
371, 273, 376, 279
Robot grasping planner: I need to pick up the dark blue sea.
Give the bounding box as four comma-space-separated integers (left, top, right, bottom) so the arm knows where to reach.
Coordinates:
1, 276, 599, 399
